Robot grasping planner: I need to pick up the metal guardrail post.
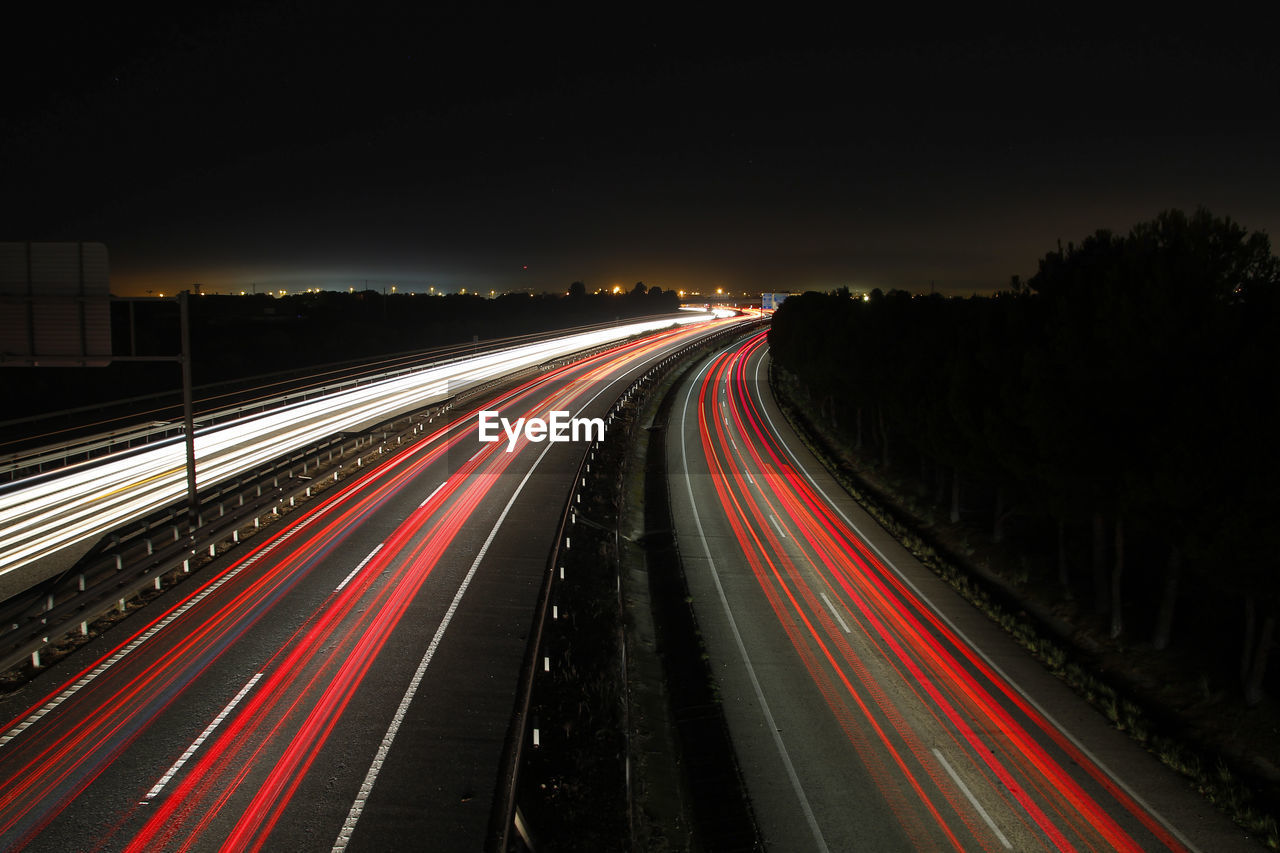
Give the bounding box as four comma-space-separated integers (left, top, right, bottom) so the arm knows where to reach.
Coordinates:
488, 319, 767, 851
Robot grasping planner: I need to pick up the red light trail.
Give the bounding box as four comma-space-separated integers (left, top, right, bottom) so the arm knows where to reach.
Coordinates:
0, 319, 740, 851
676, 329, 1192, 851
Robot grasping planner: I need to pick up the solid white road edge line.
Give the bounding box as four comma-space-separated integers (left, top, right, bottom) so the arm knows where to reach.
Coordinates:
751, 347, 1200, 853
332, 337, 681, 851
679, 353, 831, 853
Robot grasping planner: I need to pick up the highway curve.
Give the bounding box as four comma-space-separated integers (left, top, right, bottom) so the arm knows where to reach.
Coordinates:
667, 329, 1258, 852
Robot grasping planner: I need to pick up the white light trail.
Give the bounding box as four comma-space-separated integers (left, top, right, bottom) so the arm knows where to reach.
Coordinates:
0, 315, 716, 582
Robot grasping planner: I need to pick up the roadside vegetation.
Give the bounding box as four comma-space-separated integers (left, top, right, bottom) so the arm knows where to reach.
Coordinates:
768, 207, 1280, 845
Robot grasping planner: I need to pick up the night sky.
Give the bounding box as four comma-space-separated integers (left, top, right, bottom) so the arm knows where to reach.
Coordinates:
4, 6, 1278, 298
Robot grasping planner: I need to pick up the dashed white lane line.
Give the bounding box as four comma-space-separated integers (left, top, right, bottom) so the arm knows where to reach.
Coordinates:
751, 348, 1199, 853
933, 747, 1013, 849
419, 482, 445, 508
144, 672, 264, 802
335, 544, 384, 593
0, 519, 309, 751
819, 593, 851, 634
333, 347, 659, 851
678, 355, 830, 853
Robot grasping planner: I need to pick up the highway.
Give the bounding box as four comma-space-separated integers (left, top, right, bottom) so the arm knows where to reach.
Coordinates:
0, 316, 744, 851
667, 330, 1256, 852
0, 313, 714, 592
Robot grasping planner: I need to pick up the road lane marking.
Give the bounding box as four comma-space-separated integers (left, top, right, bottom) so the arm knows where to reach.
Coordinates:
4, 319, 714, 582
419, 482, 445, 508
678, 357, 831, 853
144, 673, 264, 801
335, 544, 384, 592
0, 518, 310, 750
933, 747, 1013, 849
333, 341, 681, 851
819, 593, 851, 634
769, 513, 788, 539
750, 348, 1201, 853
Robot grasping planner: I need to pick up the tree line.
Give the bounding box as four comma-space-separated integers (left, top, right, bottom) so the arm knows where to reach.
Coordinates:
768, 208, 1280, 705
186, 284, 681, 384
1, 284, 683, 427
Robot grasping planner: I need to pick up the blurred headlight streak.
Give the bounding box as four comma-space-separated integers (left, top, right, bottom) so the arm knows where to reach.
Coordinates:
0, 315, 711, 581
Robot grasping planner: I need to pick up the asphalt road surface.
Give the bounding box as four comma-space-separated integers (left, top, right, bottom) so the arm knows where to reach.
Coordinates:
667, 330, 1259, 852
0, 318, 744, 852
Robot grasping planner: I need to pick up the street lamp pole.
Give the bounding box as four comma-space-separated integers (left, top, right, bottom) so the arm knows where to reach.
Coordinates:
179, 290, 198, 533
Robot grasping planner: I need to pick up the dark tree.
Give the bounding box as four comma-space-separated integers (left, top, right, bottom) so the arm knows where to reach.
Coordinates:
770, 206, 1280, 703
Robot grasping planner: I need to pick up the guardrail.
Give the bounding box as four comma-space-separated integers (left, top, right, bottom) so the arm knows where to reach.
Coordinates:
489, 318, 766, 852
0, 406, 445, 677
0, 314, 695, 482
0, 320, 732, 682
